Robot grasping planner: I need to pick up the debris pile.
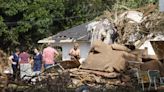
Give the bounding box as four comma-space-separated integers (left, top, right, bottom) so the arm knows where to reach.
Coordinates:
66, 41, 140, 89
67, 41, 164, 90
95, 3, 164, 46
81, 41, 134, 73
36, 5, 164, 90
0, 49, 8, 73
65, 5, 164, 89
0, 49, 10, 91
1, 3, 164, 92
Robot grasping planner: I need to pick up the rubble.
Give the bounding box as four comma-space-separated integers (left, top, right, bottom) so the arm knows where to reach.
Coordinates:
1, 3, 164, 92
11, 40, 163, 91
53, 40, 164, 91
96, 3, 164, 46
69, 68, 127, 87
151, 41, 164, 60
80, 41, 136, 72
55, 41, 141, 90
0, 49, 11, 91
75, 69, 120, 78
140, 60, 162, 73
58, 60, 80, 69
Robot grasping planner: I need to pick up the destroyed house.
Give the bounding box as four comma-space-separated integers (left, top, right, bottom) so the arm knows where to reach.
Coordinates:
38, 22, 91, 61
38, 19, 116, 61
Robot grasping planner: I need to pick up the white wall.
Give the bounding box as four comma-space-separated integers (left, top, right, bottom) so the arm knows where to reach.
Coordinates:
139, 40, 156, 55
159, 0, 164, 12
61, 42, 90, 61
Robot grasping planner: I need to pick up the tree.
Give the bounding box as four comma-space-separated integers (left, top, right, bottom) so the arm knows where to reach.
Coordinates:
0, 0, 114, 52
0, 0, 65, 52
0, 0, 157, 52
63, 0, 115, 28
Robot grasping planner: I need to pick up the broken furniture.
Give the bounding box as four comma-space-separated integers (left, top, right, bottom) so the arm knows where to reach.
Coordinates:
148, 70, 160, 91
137, 70, 150, 91
160, 77, 164, 86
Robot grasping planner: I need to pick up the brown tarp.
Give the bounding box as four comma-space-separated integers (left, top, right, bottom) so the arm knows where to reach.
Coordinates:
80, 41, 137, 72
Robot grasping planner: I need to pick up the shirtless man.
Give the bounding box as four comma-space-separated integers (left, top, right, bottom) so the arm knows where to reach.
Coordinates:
69, 43, 80, 61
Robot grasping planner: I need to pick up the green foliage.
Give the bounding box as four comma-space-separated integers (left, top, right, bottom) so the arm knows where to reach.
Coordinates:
0, 16, 7, 36
114, 0, 157, 10
0, 0, 65, 52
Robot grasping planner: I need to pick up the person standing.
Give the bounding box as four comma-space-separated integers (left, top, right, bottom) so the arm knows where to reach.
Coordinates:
33, 48, 42, 75
19, 48, 32, 79
9, 48, 20, 80
42, 43, 59, 69
69, 43, 80, 61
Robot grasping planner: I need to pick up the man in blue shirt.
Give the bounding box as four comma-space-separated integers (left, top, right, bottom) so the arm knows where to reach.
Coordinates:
9, 48, 20, 81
